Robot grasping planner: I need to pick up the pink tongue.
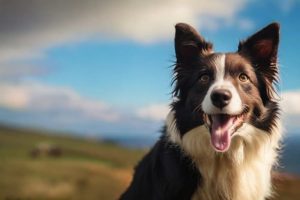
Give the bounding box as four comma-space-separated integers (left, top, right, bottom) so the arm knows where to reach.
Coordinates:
210, 115, 234, 152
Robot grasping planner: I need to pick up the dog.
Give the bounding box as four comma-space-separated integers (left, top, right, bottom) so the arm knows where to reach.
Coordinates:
120, 22, 282, 200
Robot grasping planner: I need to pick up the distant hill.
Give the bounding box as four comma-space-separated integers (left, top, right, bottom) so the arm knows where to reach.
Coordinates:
280, 134, 300, 175
0, 125, 299, 200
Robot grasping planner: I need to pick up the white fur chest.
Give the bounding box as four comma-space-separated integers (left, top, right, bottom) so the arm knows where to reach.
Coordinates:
166, 115, 282, 200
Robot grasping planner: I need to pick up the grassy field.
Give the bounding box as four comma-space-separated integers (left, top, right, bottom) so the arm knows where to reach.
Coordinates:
0, 125, 146, 200
0, 125, 299, 200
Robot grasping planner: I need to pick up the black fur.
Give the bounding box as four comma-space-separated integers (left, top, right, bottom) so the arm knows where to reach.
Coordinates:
119, 134, 200, 200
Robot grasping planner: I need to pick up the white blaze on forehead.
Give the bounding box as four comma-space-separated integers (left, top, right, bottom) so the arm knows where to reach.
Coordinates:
202, 54, 243, 115
215, 54, 226, 82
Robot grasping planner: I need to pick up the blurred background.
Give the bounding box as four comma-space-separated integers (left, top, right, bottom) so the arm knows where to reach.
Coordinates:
0, 0, 300, 199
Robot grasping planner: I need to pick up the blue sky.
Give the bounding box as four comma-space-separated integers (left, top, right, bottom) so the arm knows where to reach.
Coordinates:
42, 41, 173, 107
0, 0, 300, 137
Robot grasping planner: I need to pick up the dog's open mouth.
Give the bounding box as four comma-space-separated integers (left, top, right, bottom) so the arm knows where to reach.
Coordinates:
204, 110, 248, 152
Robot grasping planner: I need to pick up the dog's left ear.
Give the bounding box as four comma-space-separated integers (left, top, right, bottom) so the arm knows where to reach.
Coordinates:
238, 23, 280, 76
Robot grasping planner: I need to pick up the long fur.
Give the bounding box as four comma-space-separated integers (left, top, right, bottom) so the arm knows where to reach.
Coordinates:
120, 22, 282, 200
167, 111, 282, 200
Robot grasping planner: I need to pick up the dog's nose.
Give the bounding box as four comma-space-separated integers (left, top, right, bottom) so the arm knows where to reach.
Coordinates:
211, 89, 232, 109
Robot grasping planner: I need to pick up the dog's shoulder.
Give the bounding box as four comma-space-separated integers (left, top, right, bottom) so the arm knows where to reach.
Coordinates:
120, 134, 201, 200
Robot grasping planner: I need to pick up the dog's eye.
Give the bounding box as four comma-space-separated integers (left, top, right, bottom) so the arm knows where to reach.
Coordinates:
199, 74, 210, 83
239, 73, 249, 82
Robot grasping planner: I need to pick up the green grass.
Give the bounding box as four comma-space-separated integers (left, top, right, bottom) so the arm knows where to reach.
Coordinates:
0, 125, 299, 200
0, 125, 145, 200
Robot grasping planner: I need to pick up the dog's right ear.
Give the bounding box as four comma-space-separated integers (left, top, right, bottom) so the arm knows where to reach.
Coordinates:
175, 23, 213, 64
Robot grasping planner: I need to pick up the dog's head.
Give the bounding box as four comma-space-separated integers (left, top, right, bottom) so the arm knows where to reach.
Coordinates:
171, 23, 280, 152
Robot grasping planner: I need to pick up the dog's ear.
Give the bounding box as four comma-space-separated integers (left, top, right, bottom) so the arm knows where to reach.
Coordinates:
239, 23, 280, 101
238, 23, 280, 78
175, 23, 213, 64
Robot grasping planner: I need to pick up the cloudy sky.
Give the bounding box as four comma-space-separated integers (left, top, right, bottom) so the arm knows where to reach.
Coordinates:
0, 0, 299, 138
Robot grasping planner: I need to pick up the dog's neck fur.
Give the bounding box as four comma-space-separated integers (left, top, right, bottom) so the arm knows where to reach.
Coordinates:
166, 111, 282, 200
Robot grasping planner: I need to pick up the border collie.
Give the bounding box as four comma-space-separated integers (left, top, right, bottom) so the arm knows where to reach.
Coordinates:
120, 22, 282, 200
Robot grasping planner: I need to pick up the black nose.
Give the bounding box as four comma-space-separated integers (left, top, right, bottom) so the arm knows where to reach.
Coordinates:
211, 89, 232, 109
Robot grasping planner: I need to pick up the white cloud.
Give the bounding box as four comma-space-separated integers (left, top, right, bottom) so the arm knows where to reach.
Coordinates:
0, 81, 167, 135
0, 84, 29, 109
0, 82, 120, 122
137, 104, 170, 121
281, 91, 300, 115
0, 0, 250, 63
280, 91, 300, 133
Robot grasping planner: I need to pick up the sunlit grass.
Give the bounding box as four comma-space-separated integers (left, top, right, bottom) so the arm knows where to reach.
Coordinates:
0, 125, 145, 200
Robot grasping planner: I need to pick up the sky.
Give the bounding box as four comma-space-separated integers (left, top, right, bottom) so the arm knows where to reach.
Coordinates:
0, 0, 300, 138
